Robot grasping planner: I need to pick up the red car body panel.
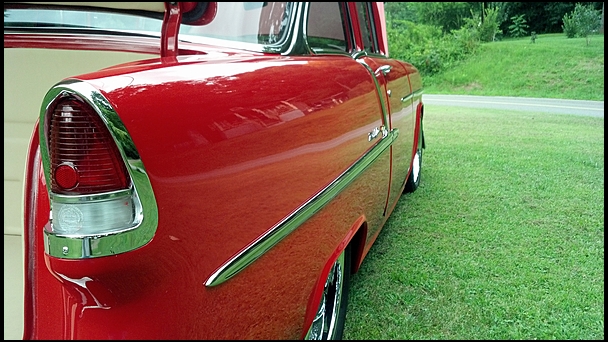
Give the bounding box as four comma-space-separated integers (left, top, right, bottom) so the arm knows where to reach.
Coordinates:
8, 2, 425, 339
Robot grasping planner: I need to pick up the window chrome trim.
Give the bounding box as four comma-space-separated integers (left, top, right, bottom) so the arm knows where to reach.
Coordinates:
205, 127, 398, 287
40, 80, 159, 259
352, 53, 390, 129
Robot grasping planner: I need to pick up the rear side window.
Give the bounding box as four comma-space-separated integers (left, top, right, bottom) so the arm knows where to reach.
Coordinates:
306, 2, 349, 53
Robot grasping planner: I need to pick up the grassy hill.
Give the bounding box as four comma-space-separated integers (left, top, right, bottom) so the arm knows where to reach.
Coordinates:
421, 33, 604, 101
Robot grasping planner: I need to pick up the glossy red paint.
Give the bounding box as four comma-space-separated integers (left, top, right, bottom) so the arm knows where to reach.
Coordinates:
22, 123, 64, 339
11, 2, 425, 339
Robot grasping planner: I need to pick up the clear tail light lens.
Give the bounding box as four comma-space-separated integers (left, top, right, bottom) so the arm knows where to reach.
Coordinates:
51, 194, 134, 235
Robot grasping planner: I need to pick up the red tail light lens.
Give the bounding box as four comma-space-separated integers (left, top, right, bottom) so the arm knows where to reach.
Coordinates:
47, 96, 129, 195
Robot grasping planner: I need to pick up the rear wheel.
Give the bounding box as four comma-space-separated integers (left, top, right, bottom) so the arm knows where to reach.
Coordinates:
304, 246, 351, 340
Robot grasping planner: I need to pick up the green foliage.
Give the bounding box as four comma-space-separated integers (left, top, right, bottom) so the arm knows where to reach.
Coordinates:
421, 34, 605, 101
387, 19, 442, 75
481, 7, 503, 42
508, 14, 529, 38
497, 2, 597, 35
405, 2, 473, 34
387, 18, 480, 77
383, 2, 417, 23
386, 2, 602, 37
385, 2, 511, 77
469, 6, 504, 42
562, 3, 602, 45
562, 11, 578, 38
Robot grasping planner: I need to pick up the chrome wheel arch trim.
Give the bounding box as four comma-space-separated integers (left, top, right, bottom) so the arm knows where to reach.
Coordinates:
205, 127, 398, 287
39, 79, 159, 259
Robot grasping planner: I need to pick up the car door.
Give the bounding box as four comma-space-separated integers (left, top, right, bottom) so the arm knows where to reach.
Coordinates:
306, 2, 391, 243
349, 2, 416, 217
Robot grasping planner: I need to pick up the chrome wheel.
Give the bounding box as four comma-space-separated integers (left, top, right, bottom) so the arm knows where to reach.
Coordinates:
411, 149, 420, 184
305, 248, 349, 340
404, 119, 423, 194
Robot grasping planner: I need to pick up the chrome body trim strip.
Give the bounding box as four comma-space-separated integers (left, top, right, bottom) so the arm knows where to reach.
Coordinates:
350, 50, 367, 60
205, 128, 399, 287
40, 80, 159, 259
206, 45, 397, 287
400, 93, 413, 103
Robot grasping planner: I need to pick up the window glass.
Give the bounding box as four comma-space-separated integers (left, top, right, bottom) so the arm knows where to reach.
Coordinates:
306, 2, 348, 53
3, 8, 162, 33
4, 3, 295, 49
355, 2, 377, 54
180, 2, 293, 46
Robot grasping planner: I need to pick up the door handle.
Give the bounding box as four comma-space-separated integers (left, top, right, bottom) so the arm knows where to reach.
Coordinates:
375, 65, 392, 77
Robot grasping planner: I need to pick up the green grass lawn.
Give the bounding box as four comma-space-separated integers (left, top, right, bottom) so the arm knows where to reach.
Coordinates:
422, 33, 604, 101
344, 105, 604, 339
344, 32, 604, 339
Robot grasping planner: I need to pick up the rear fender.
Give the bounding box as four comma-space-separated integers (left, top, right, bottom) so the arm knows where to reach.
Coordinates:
300, 215, 367, 338
22, 121, 57, 339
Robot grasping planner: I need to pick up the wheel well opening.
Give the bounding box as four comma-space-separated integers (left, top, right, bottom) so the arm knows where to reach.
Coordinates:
348, 221, 368, 275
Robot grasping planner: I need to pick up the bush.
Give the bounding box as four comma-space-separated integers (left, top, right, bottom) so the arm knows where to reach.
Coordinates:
562, 11, 578, 38
478, 7, 503, 42
387, 19, 480, 77
562, 3, 602, 45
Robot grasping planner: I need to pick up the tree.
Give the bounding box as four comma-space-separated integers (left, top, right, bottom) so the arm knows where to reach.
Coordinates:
478, 6, 503, 41
562, 11, 578, 38
570, 3, 602, 45
508, 14, 529, 37
497, 2, 603, 35
405, 2, 473, 33
601, 2, 604, 33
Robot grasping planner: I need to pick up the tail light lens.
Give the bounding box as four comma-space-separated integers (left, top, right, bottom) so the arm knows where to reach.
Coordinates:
48, 97, 129, 195
45, 94, 136, 236
40, 82, 158, 259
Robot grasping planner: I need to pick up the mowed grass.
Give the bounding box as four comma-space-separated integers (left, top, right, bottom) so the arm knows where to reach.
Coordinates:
344, 106, 604, 339
423, 33, 604, 101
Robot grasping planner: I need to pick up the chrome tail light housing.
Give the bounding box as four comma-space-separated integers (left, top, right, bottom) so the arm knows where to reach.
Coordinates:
40, 80, 158, 259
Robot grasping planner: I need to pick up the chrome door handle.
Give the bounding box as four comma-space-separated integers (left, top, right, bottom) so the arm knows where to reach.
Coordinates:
375, 65, 392, 76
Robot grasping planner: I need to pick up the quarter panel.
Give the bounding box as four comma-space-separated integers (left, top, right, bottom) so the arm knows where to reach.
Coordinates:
31, 54, 393, 339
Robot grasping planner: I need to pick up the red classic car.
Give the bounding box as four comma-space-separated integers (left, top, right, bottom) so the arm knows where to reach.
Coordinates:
4, 2, 424, 340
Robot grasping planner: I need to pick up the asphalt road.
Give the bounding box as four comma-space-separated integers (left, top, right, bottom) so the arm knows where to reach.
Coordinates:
423, 94, 604, 118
